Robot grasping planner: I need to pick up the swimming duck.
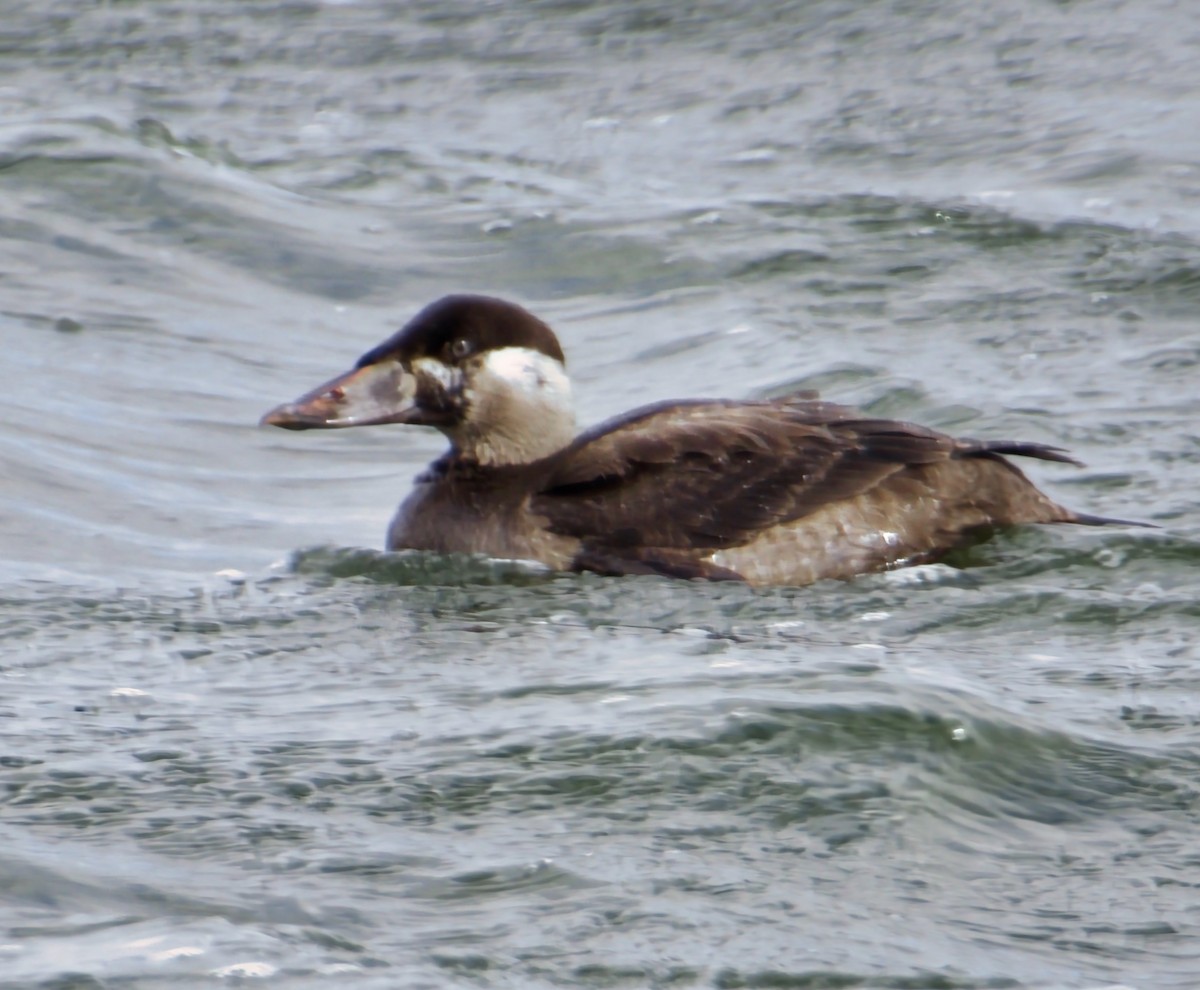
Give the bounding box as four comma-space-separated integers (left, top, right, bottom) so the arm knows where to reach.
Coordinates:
261, 294, 1140, 585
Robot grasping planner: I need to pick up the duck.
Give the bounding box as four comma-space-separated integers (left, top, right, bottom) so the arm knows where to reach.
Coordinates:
260, 294, 1144, 586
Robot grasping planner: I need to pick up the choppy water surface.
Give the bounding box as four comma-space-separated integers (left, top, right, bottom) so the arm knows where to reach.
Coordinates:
3, 1, 1199, 987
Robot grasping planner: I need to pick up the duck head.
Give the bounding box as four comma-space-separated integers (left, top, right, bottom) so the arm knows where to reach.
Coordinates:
261, 295, 577, 466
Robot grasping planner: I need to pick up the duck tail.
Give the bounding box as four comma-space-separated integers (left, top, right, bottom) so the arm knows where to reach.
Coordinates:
967, 439, 1083, 466
1068, 510, 1158, 528
964, 439, 1158, 529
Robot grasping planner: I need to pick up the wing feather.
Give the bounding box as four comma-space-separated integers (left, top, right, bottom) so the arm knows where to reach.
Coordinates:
531, 398, 971, 552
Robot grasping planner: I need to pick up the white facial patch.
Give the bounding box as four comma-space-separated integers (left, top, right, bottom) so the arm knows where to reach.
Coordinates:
475, 347, 572, 407
455, 346, 576, 465
411, 355, 460, 393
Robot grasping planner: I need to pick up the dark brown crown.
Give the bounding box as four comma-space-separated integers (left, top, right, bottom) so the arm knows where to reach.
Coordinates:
356, 295, 565, 369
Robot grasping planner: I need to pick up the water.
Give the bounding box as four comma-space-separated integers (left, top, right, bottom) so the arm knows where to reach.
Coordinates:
3, 1, 1199, 987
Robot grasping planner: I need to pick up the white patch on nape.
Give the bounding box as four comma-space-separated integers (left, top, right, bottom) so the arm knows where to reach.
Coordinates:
457, 346, 576, 465
479, 346, 571, 406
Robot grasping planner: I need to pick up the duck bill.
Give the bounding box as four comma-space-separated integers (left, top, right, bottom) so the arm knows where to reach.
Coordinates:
260, 359, 417, 431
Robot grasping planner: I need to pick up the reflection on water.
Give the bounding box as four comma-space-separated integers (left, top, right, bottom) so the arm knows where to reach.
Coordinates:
2, 1, 1199, 987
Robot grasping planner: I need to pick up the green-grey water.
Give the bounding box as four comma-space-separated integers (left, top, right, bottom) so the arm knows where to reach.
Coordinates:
3, 2, 1199, 987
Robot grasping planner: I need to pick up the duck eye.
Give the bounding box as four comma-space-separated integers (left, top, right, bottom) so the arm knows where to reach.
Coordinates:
447, 338, 471, 361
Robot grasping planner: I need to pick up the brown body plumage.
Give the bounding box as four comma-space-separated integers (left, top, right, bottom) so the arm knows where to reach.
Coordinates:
262, 295, 1144, 586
